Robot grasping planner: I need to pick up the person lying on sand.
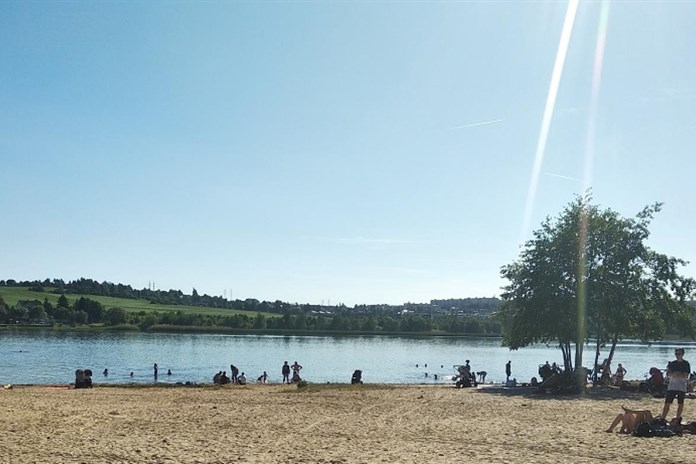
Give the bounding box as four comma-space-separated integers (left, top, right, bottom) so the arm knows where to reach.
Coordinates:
668, 417, 696, 435
606, 406, 653, 433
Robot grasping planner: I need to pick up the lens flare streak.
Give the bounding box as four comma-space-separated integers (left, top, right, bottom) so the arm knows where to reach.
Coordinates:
578, 1, 611, 381
521, 0, 580, 244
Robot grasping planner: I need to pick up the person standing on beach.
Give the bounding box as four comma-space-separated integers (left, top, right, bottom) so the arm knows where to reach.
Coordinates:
282, 361, 291, 384
154, 363, 158, 380
505, 361, 511, 381
230, 364, 239, 384
291, 361, 303, 373
291, 361, 303, 383
661, 348, 691, 420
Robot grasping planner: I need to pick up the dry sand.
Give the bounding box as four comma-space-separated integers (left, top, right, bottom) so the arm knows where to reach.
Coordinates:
1, 383, 694, 464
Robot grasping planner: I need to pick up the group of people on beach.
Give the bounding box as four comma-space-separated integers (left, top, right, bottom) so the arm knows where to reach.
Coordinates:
607, 348, 694, 436
420, 359, 517, 387
213, 368, 248, 385
211, 361, 303, 386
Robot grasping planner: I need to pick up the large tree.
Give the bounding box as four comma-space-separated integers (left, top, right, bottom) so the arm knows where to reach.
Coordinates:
498, 195, 695, 385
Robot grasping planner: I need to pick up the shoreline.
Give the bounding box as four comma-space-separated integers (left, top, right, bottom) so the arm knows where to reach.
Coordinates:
2, 383, 694, 464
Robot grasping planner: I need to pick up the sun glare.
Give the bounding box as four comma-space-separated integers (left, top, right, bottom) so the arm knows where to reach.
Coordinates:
521, 0, 580, 244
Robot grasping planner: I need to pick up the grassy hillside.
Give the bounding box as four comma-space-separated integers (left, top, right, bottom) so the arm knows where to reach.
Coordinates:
0, 287, 277, 318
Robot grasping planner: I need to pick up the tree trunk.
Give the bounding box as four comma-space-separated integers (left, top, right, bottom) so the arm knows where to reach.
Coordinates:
606, 337, 618, 370
593, 337, 601, 384
560, 341, 573, 372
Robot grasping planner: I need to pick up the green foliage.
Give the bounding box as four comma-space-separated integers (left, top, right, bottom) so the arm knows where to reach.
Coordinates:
74, 297, 104, 323
104, 307, 128, 325
139, 314, 158, 330
253, 313, 267, 329
57, 294, 69, 309
499, 194, 696, 374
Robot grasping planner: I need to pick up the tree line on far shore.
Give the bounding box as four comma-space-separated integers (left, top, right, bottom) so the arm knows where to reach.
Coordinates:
0, 278, 500, 318
0, 294, 502, 335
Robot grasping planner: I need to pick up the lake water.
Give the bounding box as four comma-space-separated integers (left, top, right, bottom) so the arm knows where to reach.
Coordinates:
1, 330, 694, 385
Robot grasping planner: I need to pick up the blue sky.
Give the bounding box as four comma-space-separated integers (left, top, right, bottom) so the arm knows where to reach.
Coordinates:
1, 1, 695, 306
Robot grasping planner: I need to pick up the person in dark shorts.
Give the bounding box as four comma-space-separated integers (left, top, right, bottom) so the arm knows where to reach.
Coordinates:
661, 348, 691, 420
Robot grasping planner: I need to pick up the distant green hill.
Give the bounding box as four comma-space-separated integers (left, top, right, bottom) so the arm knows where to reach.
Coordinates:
0, 287, 277, 318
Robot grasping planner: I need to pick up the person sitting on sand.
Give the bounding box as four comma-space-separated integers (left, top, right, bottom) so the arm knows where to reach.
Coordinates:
213, 371, 222, 384
612, 363, 627, 385
648, 367, 664, 386
539, 361, 552, 381
75, 369, 93, 389
219, 371, 230, 385
606, 406, 653, 433
238, 372, 247, 385
351, 370, 363, 384
291, 370, 301, 383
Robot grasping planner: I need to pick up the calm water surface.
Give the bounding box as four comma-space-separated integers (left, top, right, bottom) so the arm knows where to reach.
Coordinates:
1, 330, 693, 385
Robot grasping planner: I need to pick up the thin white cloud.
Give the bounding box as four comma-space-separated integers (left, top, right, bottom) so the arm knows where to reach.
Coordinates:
543, 171, 577, 181
306, 236, 419, 245
377, 266, 431, 275
452, 118, 504, 130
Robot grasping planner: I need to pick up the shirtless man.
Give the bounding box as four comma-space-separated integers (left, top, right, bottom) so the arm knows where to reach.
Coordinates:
661, 348, 691, 420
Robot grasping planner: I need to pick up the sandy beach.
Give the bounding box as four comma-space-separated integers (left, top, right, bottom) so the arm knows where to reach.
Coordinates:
1, 383, 693, 464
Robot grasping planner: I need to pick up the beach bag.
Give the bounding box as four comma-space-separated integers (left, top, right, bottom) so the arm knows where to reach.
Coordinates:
633, 422, 653, 437
652, 426, 676, 438
632, 419, 677, 438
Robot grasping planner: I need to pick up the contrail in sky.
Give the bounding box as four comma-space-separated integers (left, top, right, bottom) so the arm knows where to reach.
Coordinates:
452, 118, 504, 130
521, 0, 580, 243
543, 172, 577, 181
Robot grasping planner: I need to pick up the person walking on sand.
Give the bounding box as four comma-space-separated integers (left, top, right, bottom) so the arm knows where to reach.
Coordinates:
282, 361, 291, 384
505, 361, 511, 381
661, 348, 691, 420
